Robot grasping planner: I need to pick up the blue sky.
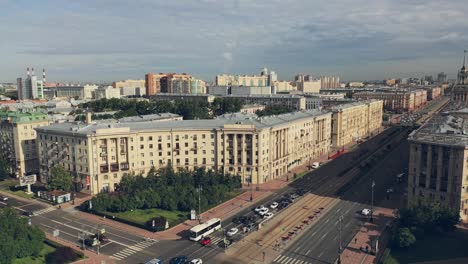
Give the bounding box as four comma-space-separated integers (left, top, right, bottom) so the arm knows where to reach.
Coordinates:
1, 0, 467, 82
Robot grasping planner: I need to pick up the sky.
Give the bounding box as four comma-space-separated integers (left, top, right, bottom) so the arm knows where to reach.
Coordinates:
1, 0, 468, 83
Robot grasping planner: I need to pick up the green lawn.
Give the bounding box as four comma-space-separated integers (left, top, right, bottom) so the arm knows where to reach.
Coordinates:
0, 179, 33, 199
382, 230, 468, 264
12, 243, 55, 264
3, 189, 34, 199
111, 208, 188, 228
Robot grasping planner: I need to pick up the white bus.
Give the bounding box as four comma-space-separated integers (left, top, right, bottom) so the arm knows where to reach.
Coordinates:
189, 218, 222, 241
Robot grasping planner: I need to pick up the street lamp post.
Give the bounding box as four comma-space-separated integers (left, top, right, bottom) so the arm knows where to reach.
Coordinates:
197, 185, 203, 224
370, 180, 375, 223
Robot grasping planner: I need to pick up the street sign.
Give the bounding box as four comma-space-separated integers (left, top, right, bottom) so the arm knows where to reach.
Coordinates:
19, 174, 36, 186
190, 209, 196, 220
53, 229, 60, 237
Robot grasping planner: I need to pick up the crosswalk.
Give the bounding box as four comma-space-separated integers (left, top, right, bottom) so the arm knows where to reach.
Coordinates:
273, 254, 313, 264
33, 207, 56, 216
110, 240, 158, 261
210, 236, 223, 245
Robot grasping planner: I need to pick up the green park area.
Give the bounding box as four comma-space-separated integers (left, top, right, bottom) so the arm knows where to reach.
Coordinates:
381, 201, 468, 264
12, 243, 55, 264
83, 167, 242, 231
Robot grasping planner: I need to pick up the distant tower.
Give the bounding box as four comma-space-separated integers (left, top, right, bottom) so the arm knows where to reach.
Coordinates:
27, 67, 30, 77
42, 68, 46, 83
32, 67, 35, 76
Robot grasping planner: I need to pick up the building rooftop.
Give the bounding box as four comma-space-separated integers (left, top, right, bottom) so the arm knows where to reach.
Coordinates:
0, 110, 48, 123
330, 100, 380, 112
36, 109, 330, 136
409, 109, 468, 147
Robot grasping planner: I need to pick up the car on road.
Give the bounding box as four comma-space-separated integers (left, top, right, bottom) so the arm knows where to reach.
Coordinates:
311, 162, 320, 169
190, 259, 203, 264
22, 211, 33, 217
170, 256, 188, 264
361, 208, 371, 216
226, 228, 239, 237
270, 202, 279, 209
386, 188, 394, 193
254, 205, 267, 212
258, 208, 269, 216
1, 196, 8, 201
200, 237, 211, 246
264, 212, 274, 220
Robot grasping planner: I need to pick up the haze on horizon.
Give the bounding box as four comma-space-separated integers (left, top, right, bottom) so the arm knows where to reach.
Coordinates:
0, 0, 467, 83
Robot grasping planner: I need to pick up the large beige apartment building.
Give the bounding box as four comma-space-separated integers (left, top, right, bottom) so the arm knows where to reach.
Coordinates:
215, 74, 269, 87
408, 109, 468, 221
0, 111, 49, 177
353, 90, 427, 113
330, 100, 383, 148
145, 73, 206, 96
112, 79, 145, 89
36, 110, 331, 194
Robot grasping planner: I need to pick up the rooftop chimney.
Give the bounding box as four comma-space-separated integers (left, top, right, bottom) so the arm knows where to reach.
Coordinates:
85, 112, 92, 124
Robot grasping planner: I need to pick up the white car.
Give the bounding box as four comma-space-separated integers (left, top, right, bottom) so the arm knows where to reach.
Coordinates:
361, 208, 371, 216
190, 259, 203, 264
386, 188, 394, 193
311, 162, 320, 169
1, 196, 8, 201
258, 208, 269, 216
226, 227, 239, 237
264, 212, 274, 220
270, 202, 279, 209
255, 205, 267, 212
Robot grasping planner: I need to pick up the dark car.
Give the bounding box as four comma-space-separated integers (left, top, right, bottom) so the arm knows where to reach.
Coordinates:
22, 211, 34, 217
170, 256, 188, 264
233, 216, 247, 225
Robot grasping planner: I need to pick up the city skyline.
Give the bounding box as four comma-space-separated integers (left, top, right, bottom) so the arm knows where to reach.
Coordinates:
1, 0, 467, 82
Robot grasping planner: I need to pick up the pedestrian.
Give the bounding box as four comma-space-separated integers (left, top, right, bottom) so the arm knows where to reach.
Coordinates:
355, 238, 357, 244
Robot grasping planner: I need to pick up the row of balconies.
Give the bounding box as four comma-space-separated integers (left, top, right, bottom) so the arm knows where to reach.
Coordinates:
100, 162, 129, 173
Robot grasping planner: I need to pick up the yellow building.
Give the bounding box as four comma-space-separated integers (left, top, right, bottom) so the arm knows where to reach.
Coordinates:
216, 74, 268, 87
112, 79, 145, 89
0, 111, 49, 177
36, 110, 331, 194
330, 100, 383, 148
408, 110, 468, 221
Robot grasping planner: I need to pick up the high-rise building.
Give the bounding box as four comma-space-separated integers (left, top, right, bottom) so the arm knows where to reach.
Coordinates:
112, 79, 145, 89
17, 73, 44, 100
145, 73, 167, 96
437, 72, 447, 83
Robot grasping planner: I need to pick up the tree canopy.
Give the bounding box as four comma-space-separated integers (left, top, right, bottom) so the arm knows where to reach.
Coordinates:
0, 207, 45, 264
84, 167, 241, 214
49, 165, 73, 192
0, 156, 11, 180
256, 104, 293, 117
78, 97, 244, 120
394, 227, 416, 248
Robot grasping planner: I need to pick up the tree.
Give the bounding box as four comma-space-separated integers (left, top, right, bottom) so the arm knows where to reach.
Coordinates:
45, 246, 79, 264
211, 97, 243, 116
256, 104, 293, 117
0, 156, 11, 180
0, 207, 45, 263
394, 227, 416, 248
49, 165, 73, 192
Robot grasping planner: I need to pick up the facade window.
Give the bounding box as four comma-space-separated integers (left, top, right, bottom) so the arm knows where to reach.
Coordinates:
149, 136, 153, 141
140, 137, 144, 141
114, 174, 118, 178
167, 143, 171, 148
150, 152, 154, 157
149, 144, 153, 149
202, 134, 206, 139
150, 160, 154, 165
140, 145, 144, 149
185, 142, 189, 147
141, 161, 145, 166
104, 175, 109, 180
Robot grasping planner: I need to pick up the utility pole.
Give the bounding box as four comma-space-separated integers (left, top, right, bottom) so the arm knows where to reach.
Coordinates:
371, 180, 375, 223
197, 185, 202, 224
338, 215, 343, 264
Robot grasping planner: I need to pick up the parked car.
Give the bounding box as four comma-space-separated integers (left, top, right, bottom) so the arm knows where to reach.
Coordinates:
226, 228, 239, 237
190, 259, 203, 264
264, 212, 274, 220
170, 256, 188, 264
270, 202, 279, 209
200, 237, 211, 246
311, 162, 320, 169
232, 216, 247, 225
22, 211, 33, 217
361, 209, 371, 216
254, 205, 267, 212
258, 208, 269, 216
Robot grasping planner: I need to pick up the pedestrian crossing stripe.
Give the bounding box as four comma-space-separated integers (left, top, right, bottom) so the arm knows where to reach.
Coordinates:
33, 207, 56, 216
273, 255, 311, 264
110, 239, 158, 260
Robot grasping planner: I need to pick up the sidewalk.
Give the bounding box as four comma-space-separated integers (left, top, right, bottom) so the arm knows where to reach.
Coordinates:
45, 233, 114, 264
340, 207, 395, 264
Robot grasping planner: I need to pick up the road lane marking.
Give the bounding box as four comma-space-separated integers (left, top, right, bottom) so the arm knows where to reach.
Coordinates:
325, 219, 329, 223
276, 255, 286, 263
294, 245, 302, 252
306, 249, 311, 255
274, 255, 282, 261
318, 251, 324, 257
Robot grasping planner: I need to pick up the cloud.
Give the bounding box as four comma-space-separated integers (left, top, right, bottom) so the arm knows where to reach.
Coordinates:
0, 0, 467, 82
